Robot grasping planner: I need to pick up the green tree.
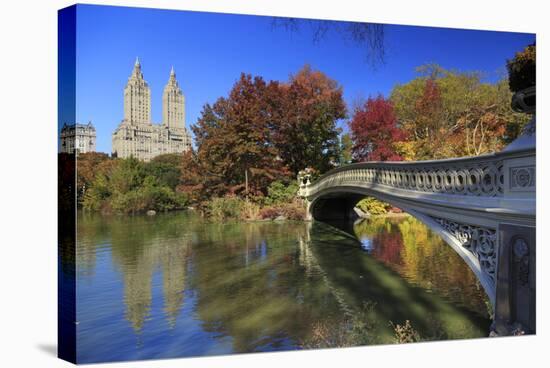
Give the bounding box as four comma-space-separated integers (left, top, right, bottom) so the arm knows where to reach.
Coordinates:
82, 157, 187, 214
339, 133, 353, 165
110, 157, 145, 194
144, 153, 182, 190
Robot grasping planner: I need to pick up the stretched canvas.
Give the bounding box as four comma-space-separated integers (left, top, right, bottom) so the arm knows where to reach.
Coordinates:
58, 3, 536, 364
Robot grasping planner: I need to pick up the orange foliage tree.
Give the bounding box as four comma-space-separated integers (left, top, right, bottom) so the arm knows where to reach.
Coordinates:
180, 66, 346, 204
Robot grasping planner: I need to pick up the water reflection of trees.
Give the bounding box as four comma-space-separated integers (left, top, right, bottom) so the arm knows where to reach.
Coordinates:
77, 212, 490, 353
309, 220, 490, 341
353, 215, 489, 316
189, 221, 338, 352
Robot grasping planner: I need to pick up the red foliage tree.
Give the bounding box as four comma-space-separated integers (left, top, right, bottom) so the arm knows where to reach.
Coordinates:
350, 95, 406, 161
179, 74, 290, 201
415, 79, 442, 127
273, 65, 347, 174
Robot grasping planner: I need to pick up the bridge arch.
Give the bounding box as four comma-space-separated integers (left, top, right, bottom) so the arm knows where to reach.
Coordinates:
298, 146, 535, 335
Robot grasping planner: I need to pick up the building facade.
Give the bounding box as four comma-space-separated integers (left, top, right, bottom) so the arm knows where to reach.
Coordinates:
60, 122, 96, 154
112, 58, 192, 161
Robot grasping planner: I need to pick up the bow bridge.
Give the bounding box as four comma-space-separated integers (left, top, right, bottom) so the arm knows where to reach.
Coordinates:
298, 143, 535, 336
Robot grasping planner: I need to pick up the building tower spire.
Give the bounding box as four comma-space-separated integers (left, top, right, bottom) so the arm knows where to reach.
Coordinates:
124, 58, 151, 124
131, 56, 143, 79
163, 66, 185, 128
113, 61, 193, 161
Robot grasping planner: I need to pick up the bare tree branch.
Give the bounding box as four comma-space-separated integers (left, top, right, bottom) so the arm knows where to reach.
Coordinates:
271, 17, 385, 67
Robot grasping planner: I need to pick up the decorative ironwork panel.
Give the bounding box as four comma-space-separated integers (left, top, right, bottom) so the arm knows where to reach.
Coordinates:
431, 217, 497, 284
510, 166, 535, 190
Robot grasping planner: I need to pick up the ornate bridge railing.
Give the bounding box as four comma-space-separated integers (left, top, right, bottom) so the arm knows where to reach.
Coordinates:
299, 147, 535, 214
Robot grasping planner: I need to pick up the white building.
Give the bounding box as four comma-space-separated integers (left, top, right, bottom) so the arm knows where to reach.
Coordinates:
112, 58, 192, 161
60, 122, 96, 154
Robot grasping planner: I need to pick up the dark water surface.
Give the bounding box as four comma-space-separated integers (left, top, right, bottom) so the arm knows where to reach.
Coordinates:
69, 211, 490, 363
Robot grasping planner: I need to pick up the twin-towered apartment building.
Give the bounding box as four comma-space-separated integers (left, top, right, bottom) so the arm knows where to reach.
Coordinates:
111, 58, 192, 161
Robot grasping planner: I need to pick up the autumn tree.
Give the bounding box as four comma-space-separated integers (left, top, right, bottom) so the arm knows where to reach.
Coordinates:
391, 64, 529, 159
349, 95, 406, 162
273, 65, 347, 174
180, 74, 290, 202
76, 152, 110, 204
180, 66, 346, 204
396, 78, 451, 159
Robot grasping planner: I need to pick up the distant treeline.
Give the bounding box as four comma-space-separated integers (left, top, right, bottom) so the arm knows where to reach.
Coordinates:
77, 153, 305, 220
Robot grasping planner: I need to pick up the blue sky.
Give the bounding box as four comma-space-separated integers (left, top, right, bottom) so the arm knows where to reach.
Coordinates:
69, 4, 534, 154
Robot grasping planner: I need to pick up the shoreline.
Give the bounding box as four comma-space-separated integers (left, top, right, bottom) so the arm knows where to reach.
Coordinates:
78, 207, 412, 221
364, 212, 410, 219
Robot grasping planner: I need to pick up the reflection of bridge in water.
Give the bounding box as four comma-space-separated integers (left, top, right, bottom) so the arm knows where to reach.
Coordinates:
299, 118, 536, 336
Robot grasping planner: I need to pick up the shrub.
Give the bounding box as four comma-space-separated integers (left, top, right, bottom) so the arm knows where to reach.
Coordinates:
391, 320, 421, 344
279, 201, 307, 220
259, 206, 281, 220
206, 196, 244, 221
301, 302, 377, 348
258, 200, 306, 220
356, 197, 390, 215
80, 157, 188, 214
265, 181, 299, 205
241, 200, 261, 221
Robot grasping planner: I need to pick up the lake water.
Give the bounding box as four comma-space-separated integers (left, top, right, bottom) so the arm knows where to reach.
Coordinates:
68, 211, 491, 363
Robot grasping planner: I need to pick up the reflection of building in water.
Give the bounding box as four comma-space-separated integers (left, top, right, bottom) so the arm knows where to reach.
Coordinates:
76, 241, 97, 278
160, 242, 191, 328
112, 227, 192, 332
122, 247, 155, 332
